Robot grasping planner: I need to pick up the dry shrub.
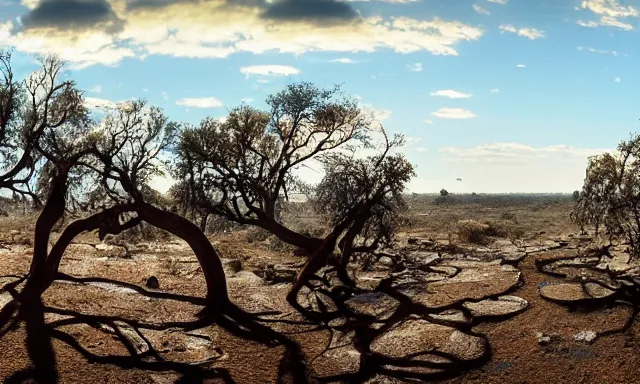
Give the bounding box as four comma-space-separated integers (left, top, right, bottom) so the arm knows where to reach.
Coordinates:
245, 227, 272, 243
456, 220, 512, 245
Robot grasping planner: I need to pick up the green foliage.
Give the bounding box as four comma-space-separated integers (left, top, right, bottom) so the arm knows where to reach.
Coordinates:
572, 133, 640, 256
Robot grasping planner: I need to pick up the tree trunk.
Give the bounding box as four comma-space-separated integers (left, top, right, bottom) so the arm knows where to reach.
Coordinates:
134, 201, 229, 307
258, 219, 323, 254
199, 212, 209, 233
29, 169, 68, 277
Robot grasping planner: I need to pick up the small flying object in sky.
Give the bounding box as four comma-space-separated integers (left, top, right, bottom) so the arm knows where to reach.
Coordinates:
456, 178, 462, 181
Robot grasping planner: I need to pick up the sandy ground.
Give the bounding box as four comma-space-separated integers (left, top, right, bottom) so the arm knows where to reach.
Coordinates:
1, 196, 640, 384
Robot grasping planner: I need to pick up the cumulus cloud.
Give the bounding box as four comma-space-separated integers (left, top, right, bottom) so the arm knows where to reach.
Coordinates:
18, 0, 124, 33
176, 97, 223, 108
577, 0, 638, 30
84, 96, 117, 110
487, 0, 507, 3
473, 4, 491, 15
490, 88, 499, 93
0, 1, 485, 69
517, 64, 526, 68
407, 62, 422, 72
262, 0, 359, 24
615, 77, 621, 82
499, 24, 546, 39
430, 90, 472, 99
423, 119, 435, 124
431, 108, 476, 119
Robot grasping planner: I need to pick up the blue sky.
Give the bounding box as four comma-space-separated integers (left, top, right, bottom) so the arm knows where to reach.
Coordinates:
1, 0, 638, 193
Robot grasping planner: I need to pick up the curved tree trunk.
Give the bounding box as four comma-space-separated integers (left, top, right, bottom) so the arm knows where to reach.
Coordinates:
134, 201, 229, 307
29, 168, 68, 276
258, 219, 323, 254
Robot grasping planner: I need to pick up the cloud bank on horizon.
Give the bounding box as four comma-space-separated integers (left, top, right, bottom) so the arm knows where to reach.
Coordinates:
1, 0, 637, 193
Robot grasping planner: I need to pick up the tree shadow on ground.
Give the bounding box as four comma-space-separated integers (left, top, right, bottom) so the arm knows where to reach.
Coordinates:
0, 274, 311, 384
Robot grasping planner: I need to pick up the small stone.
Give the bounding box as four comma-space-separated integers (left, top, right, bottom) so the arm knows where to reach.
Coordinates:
408, 237, 420, 245
146, 276, 160, 289
574, 331, 597, 344
536, 332, 551, 345
95, 243, 114, 251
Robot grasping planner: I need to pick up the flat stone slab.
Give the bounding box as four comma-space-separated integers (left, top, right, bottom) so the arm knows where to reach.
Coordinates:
344, 292, 400, 320
395, 261, 521, 309
370, 319, 486, 362
428, 309, 470, 325
539, 283, 615, 304
463, 295, 528, 318
312, 344, 361, 378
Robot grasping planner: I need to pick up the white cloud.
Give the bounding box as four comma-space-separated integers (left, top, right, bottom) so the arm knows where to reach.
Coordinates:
176, 97, 223, 108
240, 65, 300, 77
430, 90, 473, 99
423, 119, 435, 124
473, 4, 491, 15
88, 85, 102, 94
517, 64, 526, 68
615, 77, 621, 82
420, 143, 612, 193
162, 91, 168, 100
578, 0, 638, 30
0, 3, 485, 69
416, 147, 429, 152
431, 108, 476, 119
487, 0, 508, 3
367, 106, 392, 121
577, 46, 626, 56
331, 58, 356, 64
84, 97, 116, 110
241, 97, 254, 103
490, 88, 500, 93
407, 63, 423, 72
581, 0, 638, 18
499, 25, 546, 39
142, 88, 149, 92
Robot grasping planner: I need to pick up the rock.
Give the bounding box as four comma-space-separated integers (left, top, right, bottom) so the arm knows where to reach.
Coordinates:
536, 332, 551, 345
463, 296, 528, 318
370, 319, 486, 362
428, 309, 470, 325
95, 243, 114, 251
229, 271, 265, 286
539, 283, 614, 304
378, 256, 394, 265
221, 258, 242, 274
394, 261, 522, 309
312, 344, 361, 378
410, 251, 440, 265
408, 237, 420, 245
0, 291, 13, 311
344, 292, 399, 320
574, 331, 597, 343
146, 276, 160, 289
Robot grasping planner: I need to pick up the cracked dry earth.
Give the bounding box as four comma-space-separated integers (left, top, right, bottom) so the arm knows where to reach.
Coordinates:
1, 214, 640, 383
